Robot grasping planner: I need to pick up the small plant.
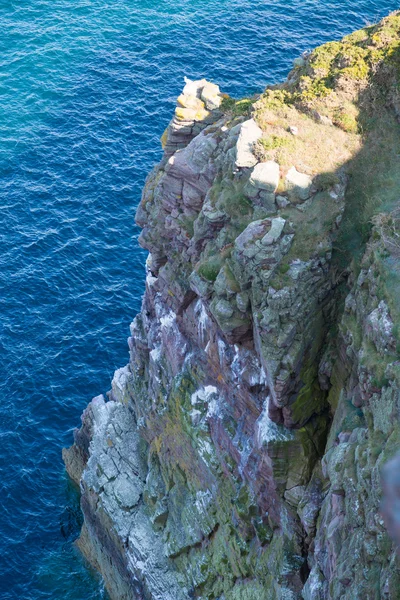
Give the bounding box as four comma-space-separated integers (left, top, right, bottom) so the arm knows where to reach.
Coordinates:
223, 264, 240, 293
333, 107, 358, 133
220, 95, 236, 111
314, 172, 340, 190
227, 194, 253, 218
270, 261, 292, 290
296, 75, 332, 101
258, 135, 293, 151
309, 41, 343, 77
335, 45, 370, 80
278, 262, 290, 274
197, 257, 223, 282
371, 376, 390, 388
343, 27, 372, 45
221, 96, 253, 116
254, 134, 295, 163
254, 89, 294, 113
178, 215, 196, 238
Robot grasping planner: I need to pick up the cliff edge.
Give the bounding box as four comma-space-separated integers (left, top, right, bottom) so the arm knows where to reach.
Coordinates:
64, 13, 400, 599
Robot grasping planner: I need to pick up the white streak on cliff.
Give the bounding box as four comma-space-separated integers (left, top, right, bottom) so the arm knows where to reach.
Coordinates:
160, 310, 176, 330
190, 385, 223, 419
255, 396, 294, 446
195, 300, 209, 345
191, 385, 218, 406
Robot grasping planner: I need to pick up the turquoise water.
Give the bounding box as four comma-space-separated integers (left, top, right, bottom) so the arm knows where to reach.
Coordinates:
0, 1, 398, 598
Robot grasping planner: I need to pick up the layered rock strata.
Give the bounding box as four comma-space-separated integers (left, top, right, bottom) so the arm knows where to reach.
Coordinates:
64, 14, 400, 600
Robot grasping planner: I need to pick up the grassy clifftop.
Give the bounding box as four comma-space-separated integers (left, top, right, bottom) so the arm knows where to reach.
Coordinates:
222, 10, 400, 299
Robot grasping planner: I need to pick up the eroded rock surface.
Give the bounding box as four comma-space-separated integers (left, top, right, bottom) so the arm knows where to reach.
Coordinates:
64, 19, 400, 597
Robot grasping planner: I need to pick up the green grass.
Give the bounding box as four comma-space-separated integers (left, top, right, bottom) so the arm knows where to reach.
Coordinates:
197, 256, 223, 282
258, 134, 293, 151
332, 107, 359, 133
269, 187, 344, 290
254, 89, 293, 111
286, 190, 341, 258
289, 13, 400, 106
178, 215, 196, 238
223, 263, 241, 293
209, 177, 253, 220
220, 96, 254, 117
333, 108, 400, 269
253, 95, 360, 172
360, 339, 393, 388
313, 171, 341, 190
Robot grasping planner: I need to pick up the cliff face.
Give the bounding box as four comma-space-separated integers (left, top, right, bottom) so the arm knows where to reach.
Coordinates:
64, 13, 400, 600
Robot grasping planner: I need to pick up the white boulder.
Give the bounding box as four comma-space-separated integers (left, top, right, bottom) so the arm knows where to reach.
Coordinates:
235, 119, 262, 168
249, 161, 280, 192
261, 217, 286, 245
285, 167, 312, 201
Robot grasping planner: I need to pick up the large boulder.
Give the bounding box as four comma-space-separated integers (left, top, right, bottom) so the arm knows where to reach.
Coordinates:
285, 166, 312, 201
249, 160, 280, 192
201, 82, 222, 110
261, 217, 286, 245
235, 119, 262, 168
365, 300, 396, 354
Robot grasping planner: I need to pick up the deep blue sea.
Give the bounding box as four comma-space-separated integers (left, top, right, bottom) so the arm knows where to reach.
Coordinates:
0, 1, 398, 598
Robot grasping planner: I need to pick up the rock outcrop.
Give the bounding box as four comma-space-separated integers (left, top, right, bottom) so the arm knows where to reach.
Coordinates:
64, 13, 400, 600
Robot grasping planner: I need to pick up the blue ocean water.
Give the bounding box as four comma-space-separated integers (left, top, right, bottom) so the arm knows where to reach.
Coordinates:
0, 1, 398, 598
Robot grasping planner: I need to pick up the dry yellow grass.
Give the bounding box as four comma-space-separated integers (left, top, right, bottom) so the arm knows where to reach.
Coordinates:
253, 103, 361, 175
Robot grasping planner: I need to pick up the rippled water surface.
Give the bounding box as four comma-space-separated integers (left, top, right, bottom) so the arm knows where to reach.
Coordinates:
0, 1, 398, 598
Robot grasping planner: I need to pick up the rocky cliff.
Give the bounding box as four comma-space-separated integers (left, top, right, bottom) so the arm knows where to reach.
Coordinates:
64, 13, 400, 600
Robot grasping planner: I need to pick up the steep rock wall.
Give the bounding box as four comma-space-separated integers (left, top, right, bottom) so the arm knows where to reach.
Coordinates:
64, 14, 400, 600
